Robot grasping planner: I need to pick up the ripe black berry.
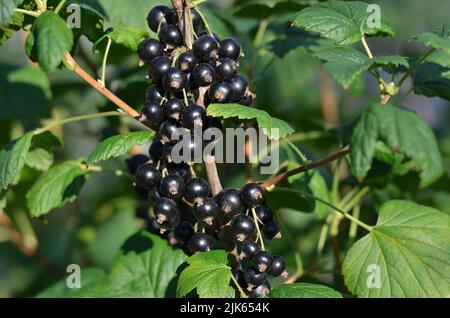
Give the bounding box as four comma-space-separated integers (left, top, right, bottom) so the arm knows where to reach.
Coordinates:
229, 75, 248, 101
163, 98, 184, 121
178, 52, 198, 73
240, 240, 260, 260
153, 197, 179, 224
269, 256, 287, 277
216, 58, 238, 80
159, 120, 179, 144
191, 9, 204, 33
145, 84, 165, 104
126, 154, 149, 175
147, 5, 171, 32
187, 233, 214, 253
135, 184, 149, 201
262, 220, 281, 240
195, 198, 218, 225
141, 101, 164, 129
232, 269, 248, 291
232, 215, 256, 242
240, 183, 265, 208
237, 94, 253, 106
190, 63, 216, 88
184, 178, 211, 205
219, 38, 241, 60
174, 221, 195, 244
199, 31, 221, 42
163, 230, 178, 246
193, 35, 219, 62
149, 136, 163, 163
216, 189, 244, 216
147, 218, 162, 235
162, 67, 188, 92
135, 163, 162, 189
166, 162, 192, 180
159, 174, 185, 200
245, 267, 267, 287
149, 56, 171, 82
249, 281, 271, 298
254, 206, 273, 224
252, 252, 273, 273
208, 81, 233, 103
138, 39, 164, 64
159, 24, 183, 48
148, 187, 161, 201
181, 104, 206, 129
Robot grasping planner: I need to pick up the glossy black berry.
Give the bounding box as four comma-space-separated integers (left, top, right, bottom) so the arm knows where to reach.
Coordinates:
216, 189, 244, 216
208, 81, 233, 103
240, 240, 260, 260
158, 174, 186, 200
148, 136, 164, 163
190, 63, 216, 87
193, 35, 219, 62
262, 220, 281, 240
249, 281, 271, 298
187, 233, 214, 253
135, 205, 149, 220
141, 101, 164, 129
216, 58, 238, 80
147, 5, 171, 32
163, 230, 178, 246
163, 98, 184, 121
149, 56, 171, 82
252, 252, 273, 273
232, 215, 256, 242
245, 267, 267, 287
229, 75, 248, 101
181, 104, 206, 129
147, 218, 162, 235
178, 52, 198, 73
219, 38, 241, 60
145, 84, 165, 104
159, 120, 179, 144
191, 9, 204, 33
254, 206, 273, 224
135, 184, 150, 201
126, 154, 149, 175
153, 197, 179, 224
269, 256, 287, 277
240, 183, 265, 208
174, 221, 195, 244
232, 269, 248, 291
237, 94, 253, 106
184, 178, 211, 205
135, 163, 161, 189
162, 67, 188, 92
199, 31, 221, 42
162, 143, 174, 163
159, 24, 183, 48
138, 39, 164, 64
166, 162, 192, 180
195, 198, 218, 225
148, 187, 161, 201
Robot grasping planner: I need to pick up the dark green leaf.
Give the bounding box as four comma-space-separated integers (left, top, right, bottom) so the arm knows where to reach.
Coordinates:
415, 22, 450, 53
0, 0, 22, 27
26, 131, 63, 171
269, 283, 342, 298
0, 10, 23, 45
234, 0, 305, 20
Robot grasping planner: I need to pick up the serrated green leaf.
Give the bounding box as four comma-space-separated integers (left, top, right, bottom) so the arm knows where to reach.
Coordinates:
343, 200, 450, 297
293, 1, 394, 45
30, 12, 74, 73
27, 160, 89, 217
415, 22, 450, 53
0, 0, 21, 27
96, 26, 148, 52
371, 55, 409, 68
26, 131, 63, 171
234, 0, 306, 19
269, 283, 342, 298
0, 131, 34, 191
207, 104, 294, 140
177, 250, 234, 298
87, 131, 154, 164
0, 10, 23, 45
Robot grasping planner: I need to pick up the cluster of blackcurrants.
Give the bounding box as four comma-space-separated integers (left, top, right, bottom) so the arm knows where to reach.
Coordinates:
126, 4, 286, 297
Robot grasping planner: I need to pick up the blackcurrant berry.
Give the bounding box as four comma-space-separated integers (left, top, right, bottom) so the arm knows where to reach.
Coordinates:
245, 267, 267, 287
231, 269, 248, 291
162, 67, 188, 92
269, 256, 287, 277
166, 162, 192, 180
229, 75, 248, 101
174, 221, 195, 244
262, 220, 281, 240
158, 174, 186, 200
148, 136, 163, 163
163, 98, 184, 121
149, 56, 171, 82
252, 252, 273, 273
126, 154, 149, 175
187, 233, 214, 253
141, 101, 164, 129
216, 58, 238, 80
159, 119, 179, 144
249, 281, 271, 298
178, 52, 198, 73
195, 198, 218, 225
135, 205, 149, 220
153, 197, 179, 225
135, 163, 161, 189
181, 104, 206, 129
184, 178, 211, 205
147, 5, 171, 32
138, 39, 164, 64
199, 31, 221, 42
162, 143, 174, 163
148, 187, 161, 201
159, 24, 183, 48
193, 35, 219, 62
255, 206, 273, 224
145, 84, 165, 104
191, 9, 204, 33
237, 94, 253, 106
147, 218, 162, 235
240, 183, 265, 208
219, 38, 241, 61
135, 184, 150, 201
190, 63, 216, 88
232, 215, 256, 242
240, 240, 260, 260
163, 230, 178, 246
208, 81, 233, 103
215, 189, 244, 216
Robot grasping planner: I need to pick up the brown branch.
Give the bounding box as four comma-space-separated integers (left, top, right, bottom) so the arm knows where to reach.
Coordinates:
262, 147, 350, 189
172, 0, 193, 49
380, 94, 391, 105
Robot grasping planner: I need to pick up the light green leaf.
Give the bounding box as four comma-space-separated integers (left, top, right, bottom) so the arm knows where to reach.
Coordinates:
0, 10, 23, 45
26, 131, 63, 171
269, 283, 342, 298
293, 1, 394, 45
8, 66, 52, 98
207, 104, 294, 140
0, 0, 21, 27
27, 160, 89, 217
177, 250, 234, 298
343, 200, 450, 297
87, 131, 154, 164
415, 22, 450, 53
96, 26, 149, 52
371, 55, 410, 68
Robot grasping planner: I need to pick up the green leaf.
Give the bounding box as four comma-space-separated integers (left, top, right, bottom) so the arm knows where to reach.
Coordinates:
293, 1, 394, 45
30, 12, 74, 73
26, 131, 63, 171
7, 66, 52, 98
177, 250, 234, 298
371, 55, 409, 68
265, 187, 315, 214
27, 160, 89, 217
0, 132, 34, 191
0, 190, 7, 210
269, 283, 342, 298
350, 104, 444, 187
343, 200, 450, 297
234, 0, 306, 19
87, 131, 154, 164
96, 26, 148, 52
200, 7, 233, 40
0, 10, 24, 45
415, 22, 450, 53
0, 0, 21, 27
207, 104, 294, 140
